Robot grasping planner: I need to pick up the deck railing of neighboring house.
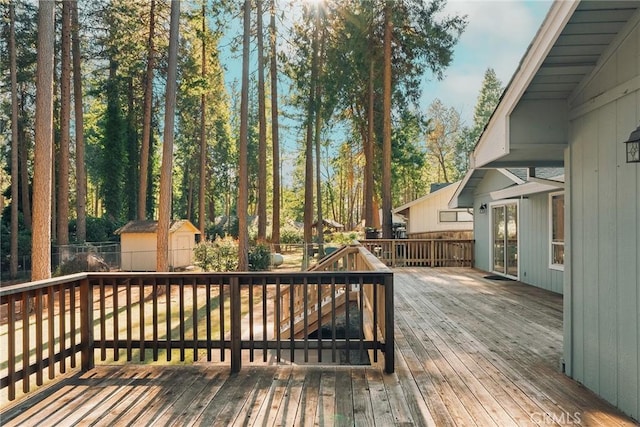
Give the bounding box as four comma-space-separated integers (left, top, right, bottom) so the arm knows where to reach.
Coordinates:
0, 246, 393, 403
361, 239, 475, 267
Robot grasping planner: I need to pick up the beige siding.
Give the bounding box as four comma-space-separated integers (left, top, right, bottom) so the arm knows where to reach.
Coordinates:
121, 233, 157, 271
567, 19, 640, 419
405, 184, 473, 235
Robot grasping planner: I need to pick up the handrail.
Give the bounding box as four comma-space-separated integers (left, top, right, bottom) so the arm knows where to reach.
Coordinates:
0, 246, 394, 403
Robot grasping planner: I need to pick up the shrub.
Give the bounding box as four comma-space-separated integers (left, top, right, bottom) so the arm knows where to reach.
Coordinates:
279, 227, 303, 245
194, 236, 239, 272
248, 243, 271, 271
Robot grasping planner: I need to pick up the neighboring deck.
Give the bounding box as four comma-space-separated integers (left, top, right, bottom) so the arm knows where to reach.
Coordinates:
1, 268, 637, 426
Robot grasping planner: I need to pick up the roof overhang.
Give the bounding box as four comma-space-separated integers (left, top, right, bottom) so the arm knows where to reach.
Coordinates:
472, 0, 640, 169
490, 175, 565, 200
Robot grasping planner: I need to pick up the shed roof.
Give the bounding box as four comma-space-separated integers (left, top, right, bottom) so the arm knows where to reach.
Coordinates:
115, 220, 200, 235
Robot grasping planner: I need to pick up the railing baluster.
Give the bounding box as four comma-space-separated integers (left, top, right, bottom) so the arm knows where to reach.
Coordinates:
59, 283, 66, 374
289, 277, 295, 364
179, 278, 185, 362
331, 278, 336, 363
249, 277, 254, 362
275, 277, 281, 363
262, 277, 267, 363
192, 277, 198, 362
373, 280, 378, 363
70, 283, 76, 368
126, 279, 132, 361
230, 276, 241, 373
139, 278, 145, 362
47, 285, 55, 379
303, 276, 308, 363
345, 276, 350, 365
152, 279, 158, 361
8, 294, 16, 400
22, 291, 31, 393
113, 279, 119, 361
219, 279, 224, 362
206, 278, 212, 362
359, 277, 364, 362
317, 276, 322, 363
33, 289, 42, 387
99, 279, 106, 361
165, 278, 171, 362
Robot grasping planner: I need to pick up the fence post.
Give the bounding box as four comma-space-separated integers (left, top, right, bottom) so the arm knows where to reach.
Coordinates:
384, 274, 394, 374
80, 277, 94, 371
230, 276, 241, 373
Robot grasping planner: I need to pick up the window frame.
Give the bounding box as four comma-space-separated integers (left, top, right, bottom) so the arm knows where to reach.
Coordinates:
549, 191, 565, 271
438, 210, 474, 223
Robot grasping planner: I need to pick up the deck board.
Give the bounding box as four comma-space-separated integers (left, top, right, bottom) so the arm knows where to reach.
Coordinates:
1, 267, 637, 426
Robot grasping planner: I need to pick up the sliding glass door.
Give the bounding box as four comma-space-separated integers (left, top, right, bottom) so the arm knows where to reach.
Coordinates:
492, 202, 518, 278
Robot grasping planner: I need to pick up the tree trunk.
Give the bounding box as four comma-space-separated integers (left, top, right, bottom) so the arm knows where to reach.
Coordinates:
381, 2, 393, 239
198, 2, 207, 237
19, 94, 32, 231
256, 0, 267, 242
156, 0, 180, 272
9, 2, 19, 278
269, 0, 280, 252
364, 50, 375, 229
314, 20, 324, 254
71, 0, 86, 243
138, 0, 156, 220
32, 0, 55, 281
237, 0, 251, 271
303, 6, 319, 264
57, 0, 71, 247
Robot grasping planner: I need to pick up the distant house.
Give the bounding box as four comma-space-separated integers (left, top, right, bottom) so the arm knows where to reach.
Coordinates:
312, 218, 345, 234
449, 0, 640, 420
393, 181, 473, 239
115, 220, 200, 271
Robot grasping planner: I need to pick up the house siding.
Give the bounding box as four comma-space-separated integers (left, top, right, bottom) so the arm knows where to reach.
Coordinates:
566, 18, 640, 420
405, 185, 473, 234
472, 171, 564, 294
519, 193, 564, 294
472, 170, 513, 273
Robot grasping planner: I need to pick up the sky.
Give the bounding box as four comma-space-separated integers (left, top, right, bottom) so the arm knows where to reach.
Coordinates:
423, 0, 553, 125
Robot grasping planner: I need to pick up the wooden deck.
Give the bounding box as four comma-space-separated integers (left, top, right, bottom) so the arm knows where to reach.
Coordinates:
1, 268, 637, 426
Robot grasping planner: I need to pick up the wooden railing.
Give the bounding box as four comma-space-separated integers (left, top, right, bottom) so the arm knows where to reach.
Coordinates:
361, 239, 474, 267
0, 249, 393, 402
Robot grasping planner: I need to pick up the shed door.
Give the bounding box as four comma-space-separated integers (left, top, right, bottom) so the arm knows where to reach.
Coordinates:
491, 202, 518, 278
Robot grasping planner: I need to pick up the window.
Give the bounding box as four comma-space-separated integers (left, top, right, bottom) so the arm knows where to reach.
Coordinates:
439, 210, 473, 223
549, 192, 564, 270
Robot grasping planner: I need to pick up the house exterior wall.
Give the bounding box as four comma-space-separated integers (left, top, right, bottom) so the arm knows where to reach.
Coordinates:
472, 171, 563, 294
565, 17, 640, 420
472, 170, 515, 273
120, 233, 157, 271
405, 185, 473, 235
519, 193, 564, 294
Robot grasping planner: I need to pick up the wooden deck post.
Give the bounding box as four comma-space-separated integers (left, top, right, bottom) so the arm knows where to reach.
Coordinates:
384, 274, 394, 374
230, 276, 241, 373
80, 277, 94, 371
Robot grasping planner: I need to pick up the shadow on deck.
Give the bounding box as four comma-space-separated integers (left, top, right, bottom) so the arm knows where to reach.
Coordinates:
1, 267, 637, 426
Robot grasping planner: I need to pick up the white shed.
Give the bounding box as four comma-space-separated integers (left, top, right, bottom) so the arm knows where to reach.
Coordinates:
115, 220, 200, 271
393, 181, 473, 239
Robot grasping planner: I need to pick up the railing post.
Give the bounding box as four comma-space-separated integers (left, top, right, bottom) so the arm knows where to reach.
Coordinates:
384, 274, 394, 374
230, 276, 241, 373
391, 240, 396, 267
80, 277, 94, 371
